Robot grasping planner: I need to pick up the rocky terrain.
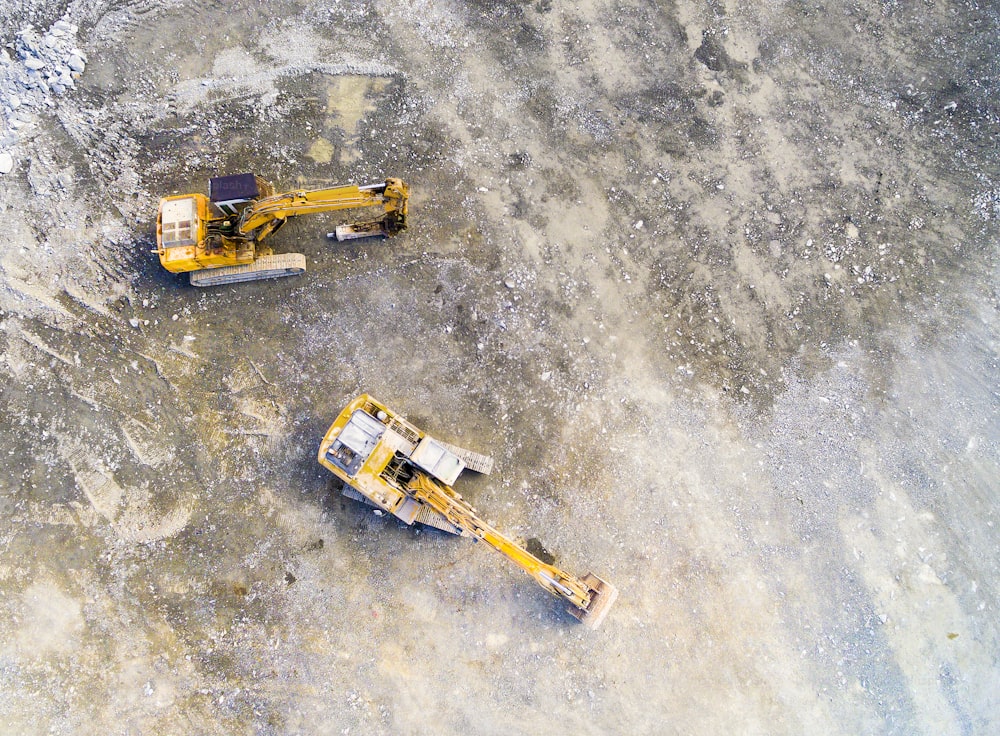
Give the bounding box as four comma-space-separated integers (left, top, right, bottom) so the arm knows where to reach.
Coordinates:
0, 1, 997, 734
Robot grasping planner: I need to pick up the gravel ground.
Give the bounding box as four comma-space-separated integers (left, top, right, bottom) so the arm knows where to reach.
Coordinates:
1, 1, 997, 734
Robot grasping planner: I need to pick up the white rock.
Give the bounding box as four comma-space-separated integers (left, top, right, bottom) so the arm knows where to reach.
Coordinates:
129, 318, 140, 328
8, 94, 20, 109
67, 54, 86, 73
0, 153, 13, 175
24, 56, 46, 71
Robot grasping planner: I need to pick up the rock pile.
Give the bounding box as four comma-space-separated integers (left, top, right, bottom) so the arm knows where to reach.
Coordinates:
0, 18, 86, 173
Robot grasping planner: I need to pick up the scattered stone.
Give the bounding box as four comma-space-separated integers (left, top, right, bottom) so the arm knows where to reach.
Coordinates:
0, 20, 88, 164
0, 152, 12, 174
129, 318, 140, 328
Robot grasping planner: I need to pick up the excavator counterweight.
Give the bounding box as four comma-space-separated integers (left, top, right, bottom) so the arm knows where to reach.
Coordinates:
155, 175, 408, 286
318, 394, 618, 629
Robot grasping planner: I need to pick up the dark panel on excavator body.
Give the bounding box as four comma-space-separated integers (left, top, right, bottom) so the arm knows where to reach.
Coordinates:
209, 173, 259, 202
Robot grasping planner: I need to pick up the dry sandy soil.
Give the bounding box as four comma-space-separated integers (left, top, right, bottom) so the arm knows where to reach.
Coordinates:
1, 1, 998, 734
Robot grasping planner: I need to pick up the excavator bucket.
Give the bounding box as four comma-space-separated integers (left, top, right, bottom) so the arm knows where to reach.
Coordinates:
568, 573, 619, 630
329, 220, 388, 241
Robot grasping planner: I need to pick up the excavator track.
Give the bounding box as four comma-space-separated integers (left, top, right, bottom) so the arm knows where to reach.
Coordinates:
438, 441, 494, 475
189, 253, 306, 287
339, 484, 464, 536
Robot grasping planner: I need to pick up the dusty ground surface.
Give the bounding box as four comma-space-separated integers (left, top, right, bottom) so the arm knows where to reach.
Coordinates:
1, 1, 998, 734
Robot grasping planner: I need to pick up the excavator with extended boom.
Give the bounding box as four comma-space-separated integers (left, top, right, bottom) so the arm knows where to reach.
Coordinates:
318, 394, 619, 629
155, 173, 408, 286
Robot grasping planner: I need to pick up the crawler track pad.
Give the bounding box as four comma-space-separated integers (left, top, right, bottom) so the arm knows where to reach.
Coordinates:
189, 253, 306, 286
568, 573, 619, 630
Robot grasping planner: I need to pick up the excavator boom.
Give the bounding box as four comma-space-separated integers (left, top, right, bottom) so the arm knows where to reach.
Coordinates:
317, 394, 618, 629
238, 179, 408, 238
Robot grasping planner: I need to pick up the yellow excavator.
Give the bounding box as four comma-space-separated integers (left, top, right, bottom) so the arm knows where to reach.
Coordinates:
155, 174, 409, 286
318, 394, 619, 629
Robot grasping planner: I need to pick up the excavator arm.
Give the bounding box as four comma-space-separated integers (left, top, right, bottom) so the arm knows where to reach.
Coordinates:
406, 473, 608, 616
238, 178, 408, 242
